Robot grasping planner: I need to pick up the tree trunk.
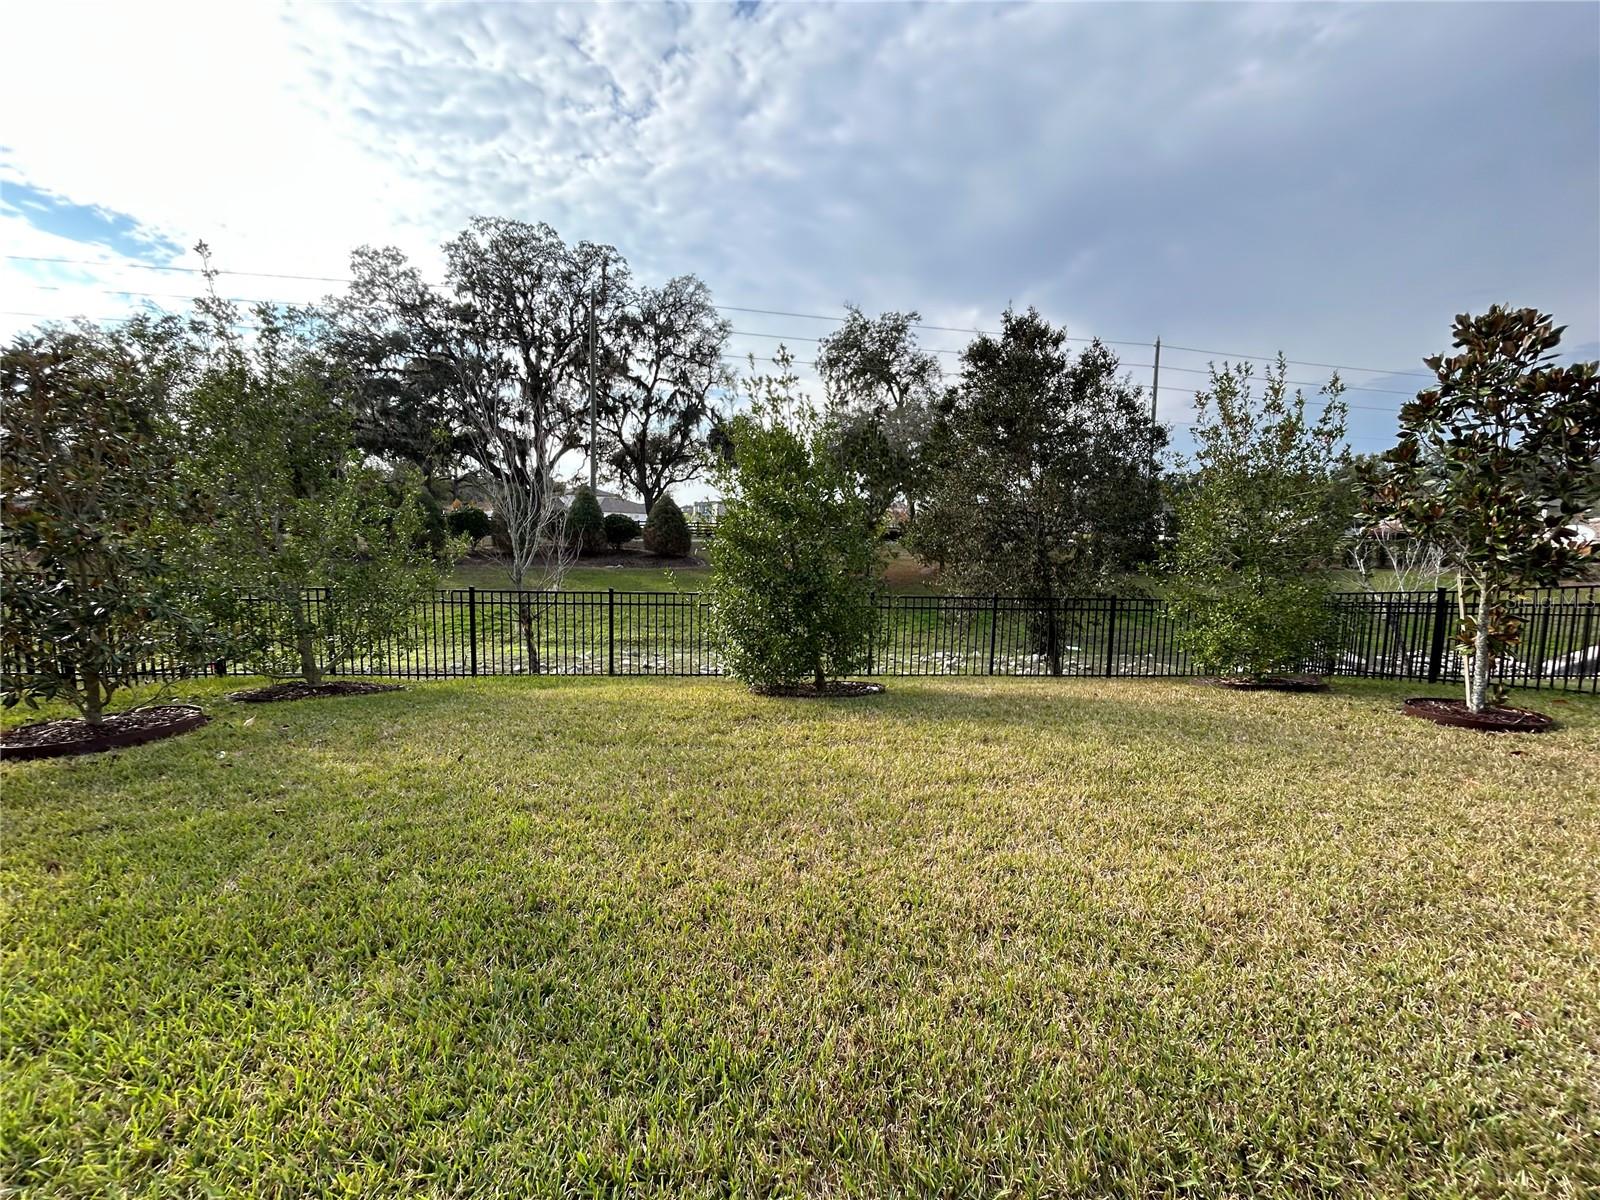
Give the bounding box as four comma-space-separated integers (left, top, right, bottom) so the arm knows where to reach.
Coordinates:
296, 626, 324, 686
80, 667, 105, 727
1466, 586, 1491, 713
519, 598, 541, 675
814, 663, 826, 690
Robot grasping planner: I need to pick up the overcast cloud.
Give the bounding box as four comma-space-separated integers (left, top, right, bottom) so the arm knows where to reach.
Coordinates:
2, 0, 1596, 483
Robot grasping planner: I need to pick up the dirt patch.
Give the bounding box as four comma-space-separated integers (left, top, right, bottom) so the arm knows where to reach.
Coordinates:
230, 682, 404, 704
0, 705, 209, 761
579, 550, 707, 569
1195, 674, 1330, 693
750, 680, 887, 699
1401, 696, 1554, 733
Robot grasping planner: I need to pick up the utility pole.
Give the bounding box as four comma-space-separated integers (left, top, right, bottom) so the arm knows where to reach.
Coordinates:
1150, 336, 1161, 428
587, 274, 599, 493
1150, 336, 1162, 545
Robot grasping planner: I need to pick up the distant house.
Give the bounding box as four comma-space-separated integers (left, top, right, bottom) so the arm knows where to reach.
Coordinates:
593, 489, 647, 518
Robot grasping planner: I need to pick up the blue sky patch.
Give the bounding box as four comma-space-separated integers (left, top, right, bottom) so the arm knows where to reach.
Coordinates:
2, 179, 181, 262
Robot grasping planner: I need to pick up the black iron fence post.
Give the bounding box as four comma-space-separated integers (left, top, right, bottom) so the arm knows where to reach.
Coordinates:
1104, 596, 1119, 677
1579, 603, 1596, 688
867, 595, 877, 675
1533, 603, 1553, 689
988, 594, 1000, 675
608, 588, 616, 676
467, 587, 478, 678
1427, 587, 1450, 684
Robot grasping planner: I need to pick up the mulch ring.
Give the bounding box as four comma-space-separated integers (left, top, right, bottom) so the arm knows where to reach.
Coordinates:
230, 681, 404, 704
0, 705, 209, 762
1402, 696, 1554, 733
750, 681, 886, 700
1195, 674, 1330, 693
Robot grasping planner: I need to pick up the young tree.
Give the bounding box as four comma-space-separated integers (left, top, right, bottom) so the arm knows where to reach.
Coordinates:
911, 308, 1165, 672
1364, 306, 1600, 712
180, 259, 455, 686
642, 493, 691, 557
706, 352, 880, 691
1, 320, 206, 725
815, 306, 941, 522
1165, 358, 1350, 681
599, 276, 729, 513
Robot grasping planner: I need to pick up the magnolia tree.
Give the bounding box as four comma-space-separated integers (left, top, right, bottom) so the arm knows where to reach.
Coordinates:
706, 352, 880, 692
1166, 357, 1350, 680
1, 321, 207, 724
181, 258, 454, 685
1364, 306, 1600, 712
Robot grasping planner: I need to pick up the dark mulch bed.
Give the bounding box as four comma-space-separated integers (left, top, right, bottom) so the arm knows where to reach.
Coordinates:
750, 681, 886, 700
0, 705, 209, 761
230, 682, 404, 704
1196, 674, 1330, 693
1402, 696, 1554, 733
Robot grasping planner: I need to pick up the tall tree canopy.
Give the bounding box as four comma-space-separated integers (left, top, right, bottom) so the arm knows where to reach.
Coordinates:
815, 306, 941, 522
912, 308, 1166, 609
342, 217, 627, 587
600, 275, 729, 513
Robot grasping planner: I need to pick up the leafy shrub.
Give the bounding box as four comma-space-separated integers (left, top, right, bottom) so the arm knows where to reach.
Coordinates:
604, 512, 642, 550
389, 474, 449, 554
643, 494, 691, 557
447, 505, 493, 545
1166, 356, 1349, 679
566, 485, 605, 555
706, 354, 879, 690
1, 321, 208, 724
177, 295, 451, 686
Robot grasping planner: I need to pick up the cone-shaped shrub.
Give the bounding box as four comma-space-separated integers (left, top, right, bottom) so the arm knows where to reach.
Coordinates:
643, 494, 691, 557
566, 485, 605, 555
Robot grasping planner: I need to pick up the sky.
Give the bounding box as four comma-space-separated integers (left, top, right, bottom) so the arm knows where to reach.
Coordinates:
2, 0, 1597, 501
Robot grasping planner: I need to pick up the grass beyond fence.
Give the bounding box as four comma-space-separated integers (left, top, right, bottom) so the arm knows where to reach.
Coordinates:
4, 676, 1598, 1195
210, 585, 1600, 691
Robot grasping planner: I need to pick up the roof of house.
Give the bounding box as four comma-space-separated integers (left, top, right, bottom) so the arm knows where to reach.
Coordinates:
594, 489, 647, 517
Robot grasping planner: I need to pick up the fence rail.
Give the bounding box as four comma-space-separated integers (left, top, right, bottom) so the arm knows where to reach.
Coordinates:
164, 585, 1600, 693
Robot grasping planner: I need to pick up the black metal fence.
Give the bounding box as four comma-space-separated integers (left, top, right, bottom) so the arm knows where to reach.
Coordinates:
194, 585, 1598, 692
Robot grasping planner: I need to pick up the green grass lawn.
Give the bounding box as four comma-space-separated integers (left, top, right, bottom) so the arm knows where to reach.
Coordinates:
448, 544, 940, 594
4, 678, 1598, 1197
449, 557, 704, 593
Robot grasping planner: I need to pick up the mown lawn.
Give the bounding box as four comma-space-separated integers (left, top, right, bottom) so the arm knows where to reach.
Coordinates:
3, 677, 1598, 1197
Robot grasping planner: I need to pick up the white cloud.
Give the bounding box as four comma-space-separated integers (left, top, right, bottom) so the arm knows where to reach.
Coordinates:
2, 0, 1596, 475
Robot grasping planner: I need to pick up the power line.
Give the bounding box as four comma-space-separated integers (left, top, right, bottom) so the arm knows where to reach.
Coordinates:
3, 251, 1434, 384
